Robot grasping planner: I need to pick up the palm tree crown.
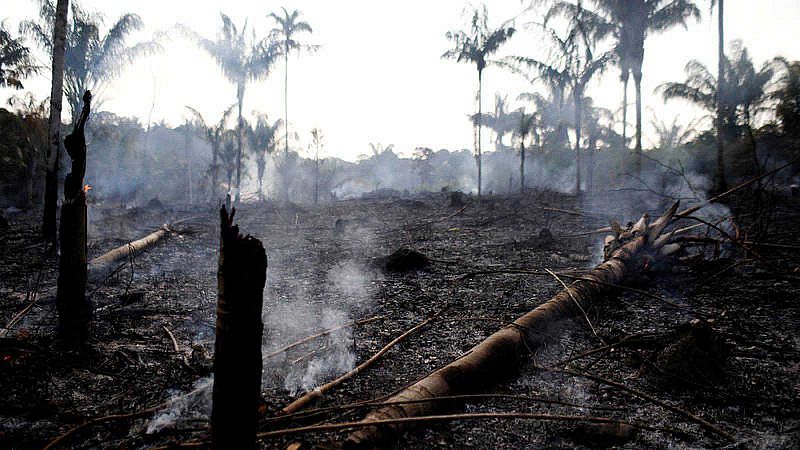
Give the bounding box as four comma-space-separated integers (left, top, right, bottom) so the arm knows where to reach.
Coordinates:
443, 5, 515, 196
0, 21, 39, 89
21, 1, 160, 124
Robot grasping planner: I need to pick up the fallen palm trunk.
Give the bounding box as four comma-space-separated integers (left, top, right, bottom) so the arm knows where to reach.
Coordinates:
56, 91, 92, 343
211, 206, 268, 449
344, 203, 708, 448
87, 225, 171, 283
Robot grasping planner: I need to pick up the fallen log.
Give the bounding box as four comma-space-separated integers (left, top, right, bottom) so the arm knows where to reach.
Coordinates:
343, 202, 732, 447
87, 225, 171, 283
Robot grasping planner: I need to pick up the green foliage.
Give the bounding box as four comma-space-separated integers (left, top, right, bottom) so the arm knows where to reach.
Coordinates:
770, 58, 800, 137
0, 22, 39, 89
21, 0, 161, 123
442, 5, 515, 73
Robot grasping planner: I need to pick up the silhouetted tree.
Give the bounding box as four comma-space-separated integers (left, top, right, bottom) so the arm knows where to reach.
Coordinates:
248, 114, 282, 200
711, 0, 726, 190
186, 104, 236, 202
512, 110, 538, 192
0, 22, 39, 89
658, 41, 773, 169
310, 127, 323, 204
39, 0, 69, 245
7, 93, 49, 208
547, 0, 700, 179
193, 13, 276, 202
516, 3, 613, 193
22, 1, 160, 125
443, 5, 515, 196
771, 58, 800, 139
268, 7, 315, 164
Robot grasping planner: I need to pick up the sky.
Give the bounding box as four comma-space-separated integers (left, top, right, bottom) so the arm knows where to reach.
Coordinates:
2, 0, 799, 161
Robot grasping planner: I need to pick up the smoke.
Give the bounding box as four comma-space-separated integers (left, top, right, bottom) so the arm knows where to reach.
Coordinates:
145, 376, 213, 434
264, 240, 382, 396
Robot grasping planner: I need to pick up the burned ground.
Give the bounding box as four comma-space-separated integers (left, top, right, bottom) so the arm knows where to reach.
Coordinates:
1, 190, 799, 449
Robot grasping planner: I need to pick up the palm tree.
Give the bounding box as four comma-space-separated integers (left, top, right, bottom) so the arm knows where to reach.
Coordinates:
268, 7, 315, 164
512, 109, 538, 192
513, 4, 613, 193
39, 0, 69, 245
21, 1, 160, 125
580, 98, 615, 192
770, 58, 800, 139
310, 127, 323, 204
711, 0, 726, 190
658, 41, 773, 168
443, 5, 515, 196
247, 114, 283, 200
193, 13, 277, 203
547, 0, 700, 177
0, 21, 39, 89
185, 104, 236, 202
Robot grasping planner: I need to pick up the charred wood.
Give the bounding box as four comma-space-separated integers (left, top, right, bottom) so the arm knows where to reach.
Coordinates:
211, 206, 268, 449
55, 91, 92, 343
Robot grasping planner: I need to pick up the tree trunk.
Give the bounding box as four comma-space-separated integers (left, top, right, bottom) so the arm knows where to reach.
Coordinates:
87, 225, 170, 283
574, 91, 582, 194
43, 0, 70, 245
212, 206, 268, 450
476, 68, 483, 197
314, 156, 320, 205
56, 91, 92, 344
519, 140, 525, 193
235, 84, 244, 204
621, 73, 628, 184
211, 141, 219, 202
587, 137, 596, 193
283, 48, 291, 202
714, 0, 727, 192
22, 147, 36, 209
344, 205, 682, 449
634, 71, 643, 177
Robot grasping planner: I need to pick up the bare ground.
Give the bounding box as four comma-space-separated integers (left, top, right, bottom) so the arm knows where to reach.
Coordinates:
1, 189, 798, 449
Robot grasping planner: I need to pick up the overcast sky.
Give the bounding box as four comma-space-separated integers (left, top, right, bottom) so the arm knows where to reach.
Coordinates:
2, 0, 799, 161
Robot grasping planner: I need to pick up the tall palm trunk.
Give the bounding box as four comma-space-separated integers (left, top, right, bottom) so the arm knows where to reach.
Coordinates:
284, 46, 289, 158
476, 68, 483, 197
235, 84, 244, 204
621, 73, 628, 183
634, 70, 643, 177
587, 136, 596, 193
714, 0, 727, 192
574, 90, 583, 194
519, 139, 525, 193
43, 0, 70, 245
211, 141, 219, 202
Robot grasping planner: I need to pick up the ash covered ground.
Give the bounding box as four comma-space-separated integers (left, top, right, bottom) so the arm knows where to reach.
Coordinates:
1, 189, 799, 449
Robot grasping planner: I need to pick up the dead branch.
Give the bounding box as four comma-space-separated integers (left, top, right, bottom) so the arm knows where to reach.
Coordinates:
675, 156, 800, 219
280, 308, 447, 415
42, 385, 209, 450
545, 268, 606, 345
162, 326, 180, 353
264, 316, 383, 359
539, 366, 735, 442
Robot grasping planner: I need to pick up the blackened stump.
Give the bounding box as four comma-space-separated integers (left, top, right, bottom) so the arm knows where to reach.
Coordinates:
55, 90, 92, 343
212, 206, 268, 449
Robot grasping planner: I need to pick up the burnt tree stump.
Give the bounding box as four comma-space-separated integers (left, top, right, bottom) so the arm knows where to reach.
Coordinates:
55, 90, 92, 343
212, 206, 268, 449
